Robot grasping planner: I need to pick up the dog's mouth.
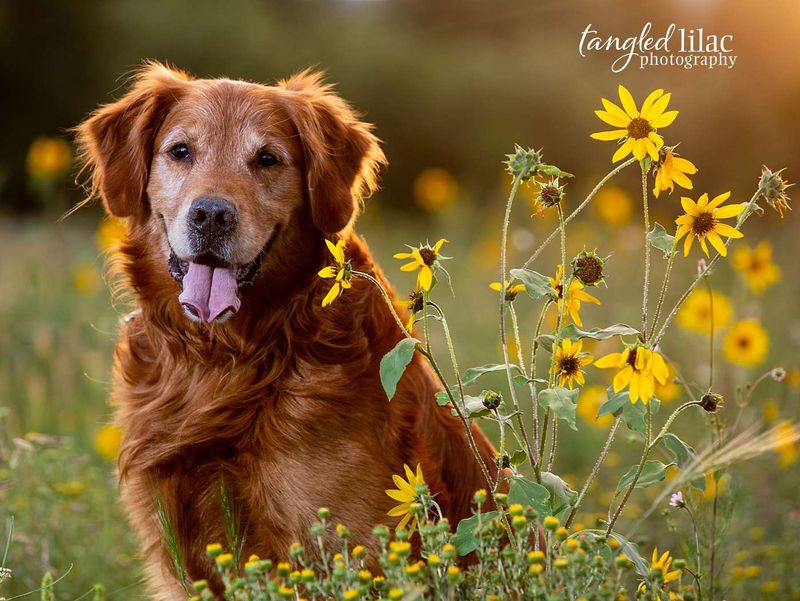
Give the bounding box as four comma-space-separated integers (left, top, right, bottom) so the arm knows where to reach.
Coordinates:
167, 226, 279, 324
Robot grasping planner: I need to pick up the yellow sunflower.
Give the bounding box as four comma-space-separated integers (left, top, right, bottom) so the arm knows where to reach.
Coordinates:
723, 319, 769, 367
648, 548, 682, 586
402, 289, 424, 332
594, 345, 669, 405
732, 240, 781, 294
489, 279, 526, 301
591, 86, 678, 162
577, 385, 615, 428
653, 150, 697, 198
676, 288, 733, 334
549, 265, 601, 327
552, 338, 593, 389
674, 192, 744, 257
394, 239, 448, 292
385, 464, 427, 531
317, 239, 352, 307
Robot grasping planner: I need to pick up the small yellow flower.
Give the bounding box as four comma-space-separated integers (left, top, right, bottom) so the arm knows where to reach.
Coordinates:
343, 589, 360, 601
206, 543, 223, 556
550, 265, 601, 327
26, 137, 72, 180
732, 240, 781, 294
577, 385, 614, 428
594, 345, 669, 405
385, 464, 427, 531
593, 185, 633, 227
723, 319, 769, 367
676, 289, 732, 334
674, 192, 744, 257
54, 481, 83, 496
552, 338, 593, 389
413, 168, 458, 213
352, 545, 366, 559
649, 547, 682, 585
653, 150, 697, 198
96, 217, 127, 252
318, 239, 352, 307
388, 588, 404, 600
394, 239, 448, 292
489, 280, 526, 301
94, 424, 122, 461
591, 86, 678, 162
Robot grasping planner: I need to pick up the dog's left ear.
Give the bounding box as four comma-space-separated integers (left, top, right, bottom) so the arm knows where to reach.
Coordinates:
279, 70, 386, 234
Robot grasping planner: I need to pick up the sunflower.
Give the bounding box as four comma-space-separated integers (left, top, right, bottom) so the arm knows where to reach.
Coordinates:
318, 239, 352, 307
653, 150, 697, 198
676, 288, 733, 334
549, 265, 601, 327
403, 289, 424, 332
723, 319, 769, 367
591, 86, 678, 162
577, 385, 615, 428
732, 240, 781, 294
594, 345, 669, 405
394, 239, 448, 292
674, 192, 744, 257
385, 464, 427, 531
648, 548, 682, 585
552, 338, 593, 389
489, 279, 526, 301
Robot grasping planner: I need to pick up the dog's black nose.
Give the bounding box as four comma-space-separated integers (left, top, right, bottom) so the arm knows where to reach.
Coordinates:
188, 197, 237, 237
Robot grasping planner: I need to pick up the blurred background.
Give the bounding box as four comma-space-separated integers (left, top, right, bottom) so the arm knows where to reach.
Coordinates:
1, 0, 799, 598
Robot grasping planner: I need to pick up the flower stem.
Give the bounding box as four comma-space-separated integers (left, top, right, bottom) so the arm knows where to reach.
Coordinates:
521, 158, 636, 270
508, 303, 537, 472
527, 301, 551, 481
641, 163, 652, 342
648, 401, 703, 450
606, 402, 652, 535
565, 415, 621, 528
649, 241, 677, 338
353, 271, 414, 340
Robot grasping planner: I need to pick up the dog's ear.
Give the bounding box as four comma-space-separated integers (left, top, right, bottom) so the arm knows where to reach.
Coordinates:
76, 62, 190, 218
279, 70, 386, 234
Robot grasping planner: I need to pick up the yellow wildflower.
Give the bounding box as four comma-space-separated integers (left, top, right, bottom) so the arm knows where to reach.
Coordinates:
385, 464, 427, 531
723, 319, 769, 367
653, 150, 697, 198
317, 239, 352, 307
649, 547, 682, 584
676, 288, 732, 334
593, 185, 633, 227
591, 85, 677, 162
732, 240, 780, 294
552, 338, 594, 389
577, 385, 614, 428
489, 280, 526, 301
674, 192, 744, 257
550, 264, 601, 327
594, 345, 669, 405
94, 424, 122, 461
96, 217, 127, 252
394, 239, 448, 292
26, 137, 72, 180
413, 168, 458, 213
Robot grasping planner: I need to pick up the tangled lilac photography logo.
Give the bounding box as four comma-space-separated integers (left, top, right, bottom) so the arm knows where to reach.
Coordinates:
579, 23, 737, 72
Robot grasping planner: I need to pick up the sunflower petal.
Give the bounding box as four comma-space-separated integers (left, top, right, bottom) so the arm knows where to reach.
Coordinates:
318, 266, 337, 279
707, 191, 731, 210
601, 99, 632, 125
633, 139, 648, 160
640, 89, 664, 117
612, 138, 635, 163
680, 196, 698, 215
595, 352, 624, 369
712, 223, 744, 239
644, 93, 672, 121
322, 283, 340, 307
713, 203, 745, 219
418, 266, 433, 291
590, 129, 628, 141
706, 231, 728, 256
618, 85, 639, 119
650, 110, 678, 128
613, 366, 633, 393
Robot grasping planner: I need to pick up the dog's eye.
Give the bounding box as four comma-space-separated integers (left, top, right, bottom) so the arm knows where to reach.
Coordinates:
169, 143, 190, 161
256, 150, 279, 168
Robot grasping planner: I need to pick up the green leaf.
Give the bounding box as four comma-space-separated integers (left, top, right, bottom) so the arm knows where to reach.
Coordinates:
513, 374, 548, 386
597, 389, 628, 417
619, 398, 660, 433
647, 222, 676, 258
453, 511, 499, 556
463, 394, 492, 418
540, 472, 578, 516
509, 450, 528, 467
509, 268, 556, 301
462, 363, 520, 387
662, 433, 705, 490
537, 387, 579, 431
379, 338, 420, 401
608, 532, 650, 579
557, 323, 640, 341
434, 389, 455, 406
615, 460, 674, 494
538, 164, 574, 178
508, 477, 550, 516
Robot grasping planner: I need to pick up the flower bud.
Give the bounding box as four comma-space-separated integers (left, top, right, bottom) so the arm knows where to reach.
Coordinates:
700, 392, 724, 413
482, 391, 503, 411
571, 250, 606, 287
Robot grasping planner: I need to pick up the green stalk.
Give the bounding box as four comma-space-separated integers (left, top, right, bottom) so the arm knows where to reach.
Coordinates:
641, 162, 652, 341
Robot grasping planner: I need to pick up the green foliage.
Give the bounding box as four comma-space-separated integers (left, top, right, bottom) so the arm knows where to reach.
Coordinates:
648, 222, 677, 258
508, 268, 555, 301
537, 387, 579, 431
615, 460, 674, 495
379, 338, 420, 401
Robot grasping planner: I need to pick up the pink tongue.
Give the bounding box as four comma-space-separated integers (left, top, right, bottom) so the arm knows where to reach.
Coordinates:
178, 262, 241, 323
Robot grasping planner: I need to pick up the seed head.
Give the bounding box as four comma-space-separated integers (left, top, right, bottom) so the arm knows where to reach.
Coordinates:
504, 145, 543, 181
572, 250, 606, 287
538, 178, 566, 208
700, 392, 724, 413
758, 166, 792, 218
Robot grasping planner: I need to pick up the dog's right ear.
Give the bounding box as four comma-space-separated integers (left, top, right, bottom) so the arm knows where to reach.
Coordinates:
76, 62, 190, 218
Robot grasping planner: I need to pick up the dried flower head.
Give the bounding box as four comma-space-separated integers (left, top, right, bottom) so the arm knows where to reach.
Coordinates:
758, 166, 792, 218
571, 250, 606, 287
537, 178, 566, 208
700, 392, 724, 413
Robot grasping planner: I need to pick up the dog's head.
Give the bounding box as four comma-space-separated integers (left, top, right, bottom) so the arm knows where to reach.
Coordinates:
78, 62, 384, 324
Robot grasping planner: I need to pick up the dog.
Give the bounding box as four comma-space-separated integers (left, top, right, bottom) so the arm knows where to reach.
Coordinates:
77, 62, 499, 598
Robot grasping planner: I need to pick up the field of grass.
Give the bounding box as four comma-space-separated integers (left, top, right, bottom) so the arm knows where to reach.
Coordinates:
1, 156, 799, 598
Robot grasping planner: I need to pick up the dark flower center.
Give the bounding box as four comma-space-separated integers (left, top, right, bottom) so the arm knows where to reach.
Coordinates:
737, 336, 751, 350
627, 117, 652, 139
692, 212, 716, 236
574, 256, 603, 286
408, 291, 424, 313
559, 355, 580, 376
627, 348, 639, 370
419, 248, 436, 266
539, 185, 562, 207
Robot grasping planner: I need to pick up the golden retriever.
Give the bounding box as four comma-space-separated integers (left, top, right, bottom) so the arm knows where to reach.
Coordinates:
77, 62, 499, 598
